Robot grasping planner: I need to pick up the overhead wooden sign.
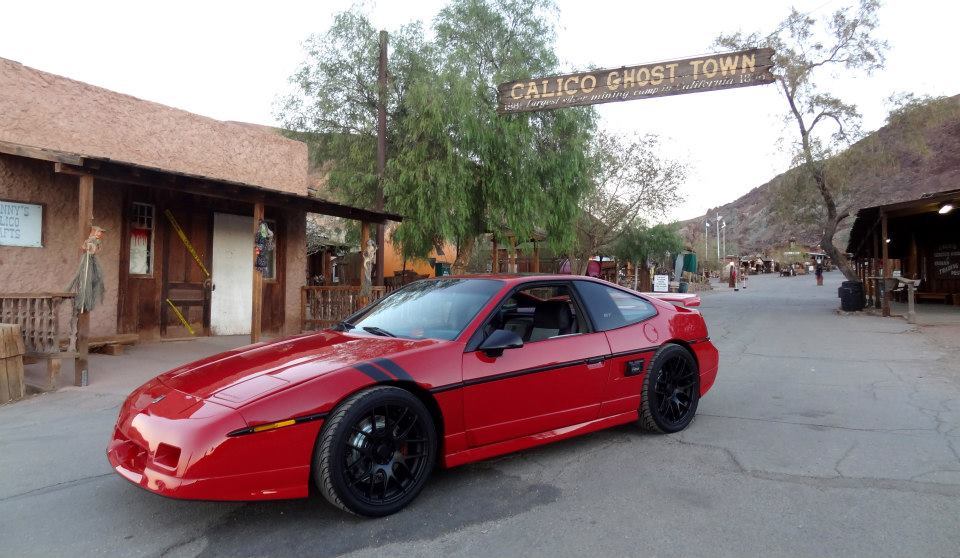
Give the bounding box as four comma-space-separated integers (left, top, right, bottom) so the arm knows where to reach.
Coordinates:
497, 48, 775, 114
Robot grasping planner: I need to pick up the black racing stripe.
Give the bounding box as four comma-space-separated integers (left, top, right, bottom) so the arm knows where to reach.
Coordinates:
429, 357, 592, 394
373, 358, 415, 382
355, 362, 391, 383
608, 346, 658, 359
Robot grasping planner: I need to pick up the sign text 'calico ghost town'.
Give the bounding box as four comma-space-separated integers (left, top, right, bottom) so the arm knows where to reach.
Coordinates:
497, 48, 775, 113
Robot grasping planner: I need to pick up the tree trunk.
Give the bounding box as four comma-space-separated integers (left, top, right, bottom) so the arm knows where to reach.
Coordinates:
452, 235, 476, 275
632, 260, 639, 290
639, 262, 652, 291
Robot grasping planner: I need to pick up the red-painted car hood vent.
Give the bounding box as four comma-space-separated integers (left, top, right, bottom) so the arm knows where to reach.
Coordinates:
156, 331, 437, 405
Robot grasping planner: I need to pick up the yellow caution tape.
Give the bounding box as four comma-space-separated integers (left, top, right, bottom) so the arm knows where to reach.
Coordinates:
163, 209, 211, 278
165, 298, 196, 336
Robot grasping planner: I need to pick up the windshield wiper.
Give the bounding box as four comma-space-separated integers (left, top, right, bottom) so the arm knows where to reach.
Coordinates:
362, 326, 396, 338
334, 320, 355, 331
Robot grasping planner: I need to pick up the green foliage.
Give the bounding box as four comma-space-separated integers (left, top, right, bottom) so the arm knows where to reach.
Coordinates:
613, 222, 684, 267
716, 0, 888, 280
571, 132, 685, 270
278, 0, 596, 264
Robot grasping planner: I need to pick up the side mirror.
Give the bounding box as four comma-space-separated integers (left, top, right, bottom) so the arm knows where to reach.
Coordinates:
479, 329, 523, 358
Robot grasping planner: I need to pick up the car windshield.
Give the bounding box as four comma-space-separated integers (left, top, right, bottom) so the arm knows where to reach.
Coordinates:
349, 278, 504, 341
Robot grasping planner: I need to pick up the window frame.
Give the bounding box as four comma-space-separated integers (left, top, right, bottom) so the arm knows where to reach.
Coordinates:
128, 201, 156, 277
572, 280, 660, 333
464, 279, 595, 353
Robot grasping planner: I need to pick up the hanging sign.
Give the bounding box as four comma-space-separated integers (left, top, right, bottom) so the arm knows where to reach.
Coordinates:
498, 48, 775, 114
933, 244, 960, 278
0, 200, 43, 247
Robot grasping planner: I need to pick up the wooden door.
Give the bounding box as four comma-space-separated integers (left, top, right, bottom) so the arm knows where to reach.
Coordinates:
161, 207, 212, 338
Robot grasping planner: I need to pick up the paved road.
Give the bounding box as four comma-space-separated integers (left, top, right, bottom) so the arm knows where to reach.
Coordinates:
2, 272, 959, 557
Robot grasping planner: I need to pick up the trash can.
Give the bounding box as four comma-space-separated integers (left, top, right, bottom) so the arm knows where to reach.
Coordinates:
838, 280, 865, 311
678, 281, 689, 293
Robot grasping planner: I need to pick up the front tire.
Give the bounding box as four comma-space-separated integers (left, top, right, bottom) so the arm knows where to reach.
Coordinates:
640, 344, 700, 433
314, 386, 437, 516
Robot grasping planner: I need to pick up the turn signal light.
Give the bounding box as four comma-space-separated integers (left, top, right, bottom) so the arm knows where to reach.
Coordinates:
252, 419, 297, 433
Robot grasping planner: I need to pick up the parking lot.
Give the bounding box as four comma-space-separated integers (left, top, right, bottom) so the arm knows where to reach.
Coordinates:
2, 271, 959, 557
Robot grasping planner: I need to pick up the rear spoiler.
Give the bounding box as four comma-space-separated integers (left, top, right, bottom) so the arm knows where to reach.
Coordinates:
641, 292, 701, 308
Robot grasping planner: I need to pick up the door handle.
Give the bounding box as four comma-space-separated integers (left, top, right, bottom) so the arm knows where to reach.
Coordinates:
585, 356, 605, 365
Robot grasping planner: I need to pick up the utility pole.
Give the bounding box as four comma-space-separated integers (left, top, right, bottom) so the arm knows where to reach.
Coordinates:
375, 30, 388, 287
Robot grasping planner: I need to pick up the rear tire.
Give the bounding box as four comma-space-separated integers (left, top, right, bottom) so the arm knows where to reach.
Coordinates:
314, 386, 437, 516
640, 344, 700, 433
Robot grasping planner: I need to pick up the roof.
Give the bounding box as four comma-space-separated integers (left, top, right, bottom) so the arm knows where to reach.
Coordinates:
0, 139, 402, 223
0, 57, 307, 195
846, 188, 960, 256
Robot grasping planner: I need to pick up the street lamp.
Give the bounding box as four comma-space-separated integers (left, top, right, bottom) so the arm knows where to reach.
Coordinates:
721, 220, 727, 258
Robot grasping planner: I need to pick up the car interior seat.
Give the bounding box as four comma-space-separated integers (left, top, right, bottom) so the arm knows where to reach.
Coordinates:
527, 300, 573, 342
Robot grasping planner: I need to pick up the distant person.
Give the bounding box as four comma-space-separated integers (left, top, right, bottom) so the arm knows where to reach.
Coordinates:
815, 263, 824, 286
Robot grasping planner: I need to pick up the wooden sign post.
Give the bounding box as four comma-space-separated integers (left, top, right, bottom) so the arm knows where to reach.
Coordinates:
498, 48, 774, 114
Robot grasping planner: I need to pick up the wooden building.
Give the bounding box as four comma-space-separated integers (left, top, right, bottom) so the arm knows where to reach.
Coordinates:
0, 57, 398, 346
847, 189, 960, 310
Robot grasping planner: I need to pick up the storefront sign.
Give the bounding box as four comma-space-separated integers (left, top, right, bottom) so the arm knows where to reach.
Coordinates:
933, 244, 960, 277
653, 274, 669, 293
498, 48, 775, 113
0, 200, 42, 247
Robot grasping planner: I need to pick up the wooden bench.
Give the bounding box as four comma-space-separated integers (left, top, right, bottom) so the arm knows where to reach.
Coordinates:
915, 292, 952, 304
0, 293, 79, 391
89, 333, 139, 355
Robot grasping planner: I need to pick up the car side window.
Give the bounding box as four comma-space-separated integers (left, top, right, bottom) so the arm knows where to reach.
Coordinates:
575, 281, 657, 332
486, 284, 586, 343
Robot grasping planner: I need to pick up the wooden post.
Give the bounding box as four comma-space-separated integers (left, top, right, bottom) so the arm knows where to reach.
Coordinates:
532, 241, 540, 273
374, 30, 388, 287
323, 249, 333, 284
881, 210, 890, 317
251, 201, 265, 343
491, 238, 499, 273
872, 228, 881, 309
508, 235, 517, 273
75, 174, 93, 387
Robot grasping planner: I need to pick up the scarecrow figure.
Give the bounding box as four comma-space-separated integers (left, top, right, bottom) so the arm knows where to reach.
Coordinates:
254, 220, 275, 273
69, 226, 107, 312
361, 238, 377, 297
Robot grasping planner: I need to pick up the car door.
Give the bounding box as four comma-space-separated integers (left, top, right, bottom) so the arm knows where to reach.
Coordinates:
573, 280, 660, 418
460, 282, 611, 448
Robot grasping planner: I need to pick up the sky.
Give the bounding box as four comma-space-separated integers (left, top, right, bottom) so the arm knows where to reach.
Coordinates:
3, 0, 958, 222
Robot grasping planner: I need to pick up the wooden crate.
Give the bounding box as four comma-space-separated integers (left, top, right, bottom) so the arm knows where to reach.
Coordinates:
0, 324, 26, 404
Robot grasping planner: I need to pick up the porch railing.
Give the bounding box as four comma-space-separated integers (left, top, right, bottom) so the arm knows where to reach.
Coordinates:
0, 292, 80, 390
300, 286, 390, 331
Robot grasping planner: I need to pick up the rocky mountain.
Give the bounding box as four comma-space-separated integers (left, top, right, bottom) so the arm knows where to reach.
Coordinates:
681, 95, 960, 259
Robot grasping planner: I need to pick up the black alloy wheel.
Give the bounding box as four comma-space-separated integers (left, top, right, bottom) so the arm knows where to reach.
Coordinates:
640, 343, 700, 433
315, 386, 436, 516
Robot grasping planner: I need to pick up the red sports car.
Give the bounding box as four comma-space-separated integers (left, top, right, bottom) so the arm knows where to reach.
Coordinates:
108, 275, 718, 516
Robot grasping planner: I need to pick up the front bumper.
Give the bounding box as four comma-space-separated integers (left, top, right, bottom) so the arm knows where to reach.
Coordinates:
107, 380, 322, 501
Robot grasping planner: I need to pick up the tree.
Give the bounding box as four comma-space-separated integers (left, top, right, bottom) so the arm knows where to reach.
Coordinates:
279, 1, 596, 273
278, 10, 432, 211
391, 0, 595, 272
717, 0, 887, 281
614, 222, 685, 291
569, 132, 684, 274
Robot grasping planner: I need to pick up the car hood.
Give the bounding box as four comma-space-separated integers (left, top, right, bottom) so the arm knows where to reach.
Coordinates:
156, 331, 438, 407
